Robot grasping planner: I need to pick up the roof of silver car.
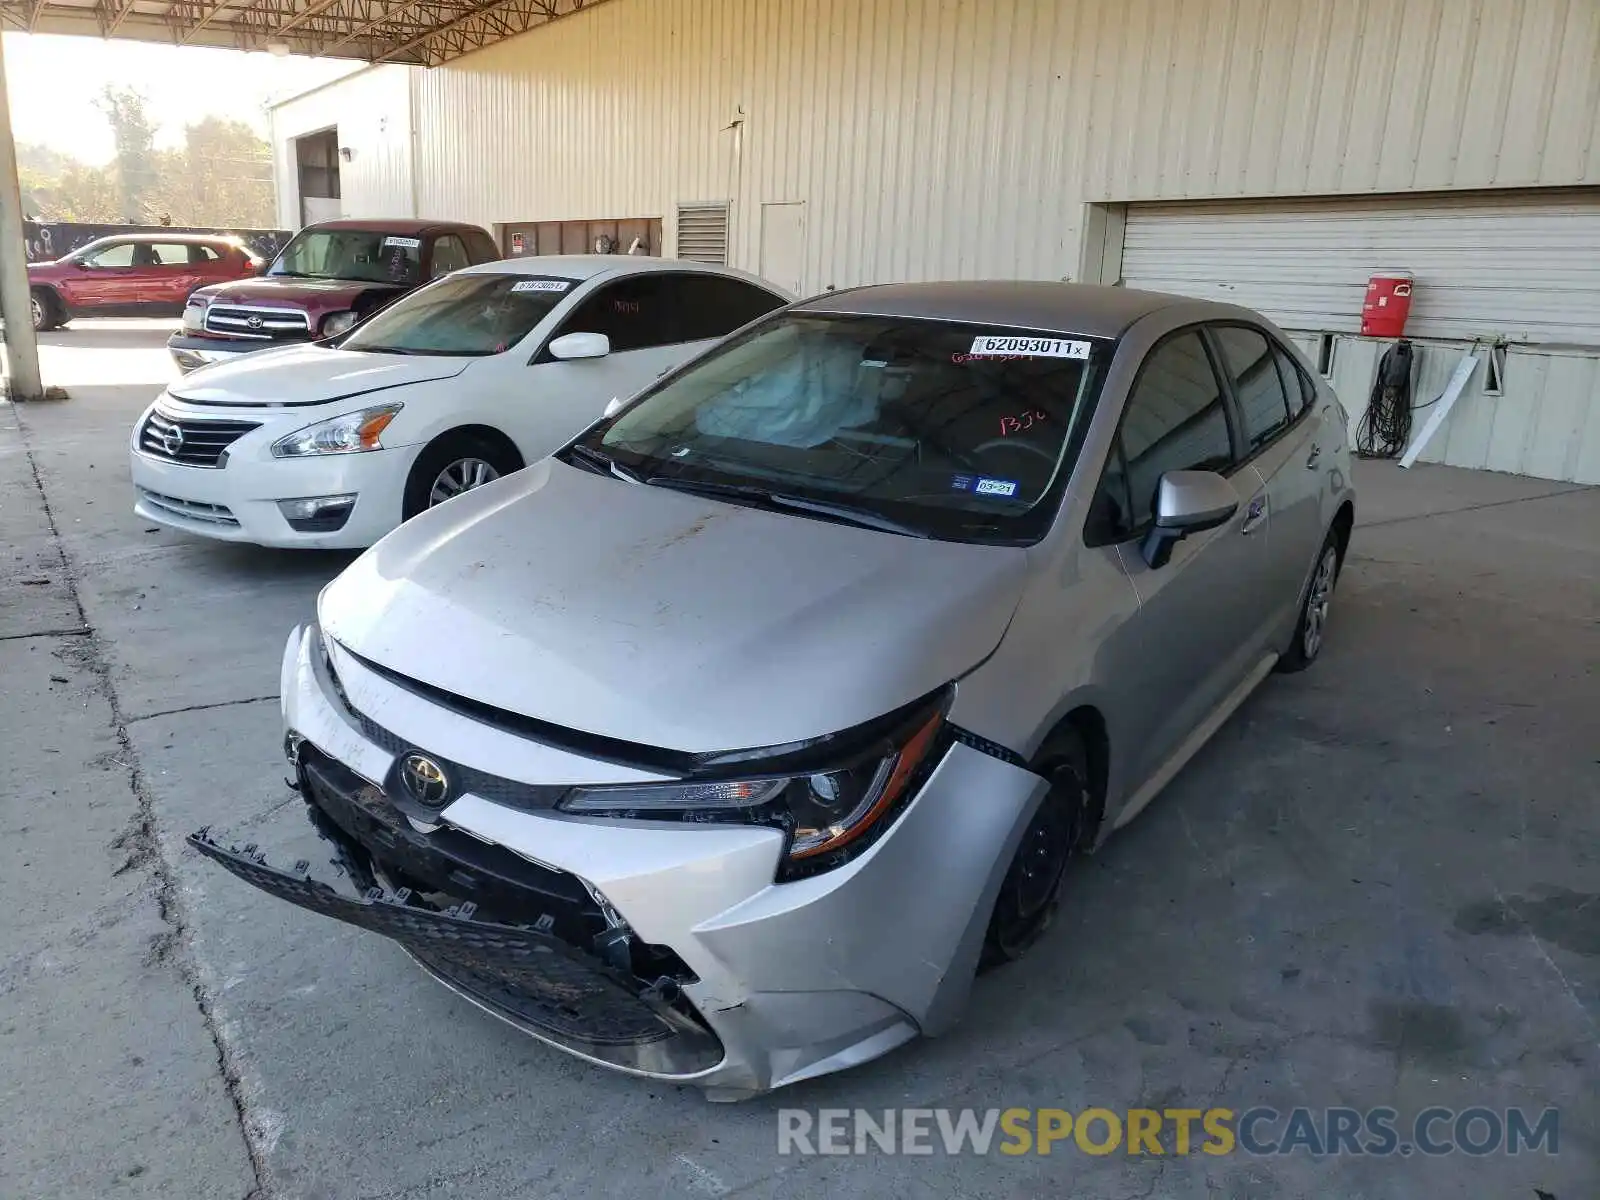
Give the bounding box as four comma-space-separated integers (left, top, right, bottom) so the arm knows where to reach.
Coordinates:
794, 280, 1188, 339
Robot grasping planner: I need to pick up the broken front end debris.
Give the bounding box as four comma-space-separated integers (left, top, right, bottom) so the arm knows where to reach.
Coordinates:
188, 746, 719, 1077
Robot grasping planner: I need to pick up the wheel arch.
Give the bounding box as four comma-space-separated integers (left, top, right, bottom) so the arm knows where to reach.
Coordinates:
1033, 704, 1109, 849
416, 423, 526, 471
1330, 498, 1355, 565
30, 283, 64, 317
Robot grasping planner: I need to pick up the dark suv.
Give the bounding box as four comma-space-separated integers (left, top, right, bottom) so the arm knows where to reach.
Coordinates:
167, 218, 500, 373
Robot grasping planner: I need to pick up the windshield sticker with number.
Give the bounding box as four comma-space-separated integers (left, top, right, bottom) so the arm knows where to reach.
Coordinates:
952, 474, 1020, 498
967, 335, 1091, 359
382, 236, 422, 249
510, 279, 573, 293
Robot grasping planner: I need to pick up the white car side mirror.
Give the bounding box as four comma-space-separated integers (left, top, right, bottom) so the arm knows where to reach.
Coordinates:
603, 396, 624, 417
548, 332, 610, 360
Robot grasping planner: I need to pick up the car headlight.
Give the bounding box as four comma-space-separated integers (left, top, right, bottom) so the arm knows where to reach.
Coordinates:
182, 298, 208, 332
558, 689, 953, 880
271, 404, 401, 458
321, 310, 359, 337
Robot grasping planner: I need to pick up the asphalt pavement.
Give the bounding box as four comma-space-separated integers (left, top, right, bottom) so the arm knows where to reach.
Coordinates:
1, 321, 1595, 1199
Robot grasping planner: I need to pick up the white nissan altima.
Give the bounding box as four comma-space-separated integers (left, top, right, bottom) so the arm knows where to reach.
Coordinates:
128, 256, 792, 548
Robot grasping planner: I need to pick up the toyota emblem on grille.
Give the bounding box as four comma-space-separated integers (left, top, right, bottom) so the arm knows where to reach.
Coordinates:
160, 424, 185, 456
399, 753, 450, 808
246, 315, 265, 330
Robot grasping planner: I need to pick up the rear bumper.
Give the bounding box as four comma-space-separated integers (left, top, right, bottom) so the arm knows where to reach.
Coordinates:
192, 624, 1049, 1099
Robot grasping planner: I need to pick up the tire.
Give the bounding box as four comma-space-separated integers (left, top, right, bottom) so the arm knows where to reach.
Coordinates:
1277, 531, 1342, 673
401, 433, 522, 521
980, 727, 1095, 969
30, 288, 63, 332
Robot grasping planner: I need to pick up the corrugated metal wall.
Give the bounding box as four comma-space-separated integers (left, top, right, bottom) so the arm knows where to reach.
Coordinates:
1326, 339, 1600, 483
404, 0, 1600, 294
270, 65, 416, 228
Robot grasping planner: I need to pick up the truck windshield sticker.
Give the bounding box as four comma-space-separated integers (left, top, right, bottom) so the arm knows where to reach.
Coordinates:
967, 335, 1091, 359
382, 236, 422, 250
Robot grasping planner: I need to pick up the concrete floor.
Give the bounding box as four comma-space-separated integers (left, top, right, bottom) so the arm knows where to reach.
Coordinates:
2, 322, 1596, 1199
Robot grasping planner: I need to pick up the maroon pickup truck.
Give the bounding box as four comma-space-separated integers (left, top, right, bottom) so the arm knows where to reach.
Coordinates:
167, 218, 500, 374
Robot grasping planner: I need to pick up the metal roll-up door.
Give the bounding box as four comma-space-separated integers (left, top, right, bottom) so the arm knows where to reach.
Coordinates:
1121, 191, 1600, 347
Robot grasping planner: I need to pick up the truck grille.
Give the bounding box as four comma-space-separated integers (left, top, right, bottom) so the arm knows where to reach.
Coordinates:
139, 410, 259, 468
203, 304, 312, 341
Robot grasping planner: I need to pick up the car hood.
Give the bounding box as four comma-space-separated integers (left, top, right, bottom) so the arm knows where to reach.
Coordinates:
320, 460, 1031, 754
194, 276, 406, 310
169, 343, 470, 407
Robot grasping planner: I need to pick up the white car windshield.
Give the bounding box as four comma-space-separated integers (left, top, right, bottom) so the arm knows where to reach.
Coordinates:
341, 274, 578, 357
579, 312, 1111, 545
271, 230, 424, 284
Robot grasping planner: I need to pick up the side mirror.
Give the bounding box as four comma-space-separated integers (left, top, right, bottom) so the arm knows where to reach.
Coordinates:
548, 332, 610, 361
1139, 470, 1239, 569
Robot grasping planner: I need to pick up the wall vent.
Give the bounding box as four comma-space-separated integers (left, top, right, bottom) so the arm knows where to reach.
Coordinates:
676, 202, 730, 265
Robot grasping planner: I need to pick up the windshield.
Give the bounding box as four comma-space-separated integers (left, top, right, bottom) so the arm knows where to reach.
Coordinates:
271, 229, 423, 284
578, 312, 1111, 544
341, 274, 577, 356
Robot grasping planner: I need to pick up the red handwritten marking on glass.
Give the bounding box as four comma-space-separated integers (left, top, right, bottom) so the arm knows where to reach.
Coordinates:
999, 410, 1049, 436
951, 352, 1032, 364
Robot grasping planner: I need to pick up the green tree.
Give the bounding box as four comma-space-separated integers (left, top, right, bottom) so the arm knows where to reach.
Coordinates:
95, 85, 158, 221
147, 117, 275, 227
20, 162, 120, 223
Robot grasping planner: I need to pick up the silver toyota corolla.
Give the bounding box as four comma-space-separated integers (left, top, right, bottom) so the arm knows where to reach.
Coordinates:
192, 281, 1355, 1100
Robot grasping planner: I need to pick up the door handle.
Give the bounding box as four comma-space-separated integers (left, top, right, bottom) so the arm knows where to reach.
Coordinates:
1306, 443, 1322, 469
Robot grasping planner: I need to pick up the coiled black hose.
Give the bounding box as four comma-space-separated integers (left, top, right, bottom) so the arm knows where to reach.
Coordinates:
1355, 339, 1415, 459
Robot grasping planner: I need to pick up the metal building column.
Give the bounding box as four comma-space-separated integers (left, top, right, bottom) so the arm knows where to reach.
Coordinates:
0, 34, 43, 403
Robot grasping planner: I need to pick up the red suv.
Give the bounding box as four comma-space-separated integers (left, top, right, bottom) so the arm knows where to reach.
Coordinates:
167, 218, 501, 373
27, 234, 262, 331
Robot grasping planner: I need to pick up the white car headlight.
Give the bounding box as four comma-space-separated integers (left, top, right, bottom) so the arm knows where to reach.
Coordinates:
182, 298, 209, 332
271, 404, 402, 458
321, 310, 359, 337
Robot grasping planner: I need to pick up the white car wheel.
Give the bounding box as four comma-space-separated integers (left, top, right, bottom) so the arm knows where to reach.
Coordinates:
428, 457, 501, 507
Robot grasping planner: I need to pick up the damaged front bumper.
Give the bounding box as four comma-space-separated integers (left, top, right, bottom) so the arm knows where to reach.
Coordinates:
189, 824, 723, 1075
189, 624, 1050, 1099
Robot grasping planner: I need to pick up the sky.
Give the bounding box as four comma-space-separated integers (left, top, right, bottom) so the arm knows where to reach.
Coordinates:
3, 32, 358, 165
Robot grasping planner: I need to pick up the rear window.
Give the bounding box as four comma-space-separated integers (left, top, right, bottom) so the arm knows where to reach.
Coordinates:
272, 229, 424, 285
341, 273, 577, 356
587, 312, 1111, 544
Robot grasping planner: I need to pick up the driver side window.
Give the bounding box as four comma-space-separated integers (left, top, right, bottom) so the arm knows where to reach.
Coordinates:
1087, 330, 1235, 544
549, 276, 674, 355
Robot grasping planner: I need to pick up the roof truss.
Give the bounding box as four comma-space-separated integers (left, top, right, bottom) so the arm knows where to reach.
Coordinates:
0, 0, 605, 65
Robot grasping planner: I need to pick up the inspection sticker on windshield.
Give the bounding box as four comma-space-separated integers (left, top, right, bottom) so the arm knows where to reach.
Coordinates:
382, 236, 422, 249
510, 279, 572, 293
952, 474, 1019, 498
967, 335, 1090, 359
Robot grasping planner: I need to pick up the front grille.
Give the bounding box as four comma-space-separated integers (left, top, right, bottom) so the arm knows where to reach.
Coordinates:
301, 751, 603, 942
139, 409, 259, 468
136, 488, 240, 527
203, 304, 311, 341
